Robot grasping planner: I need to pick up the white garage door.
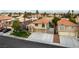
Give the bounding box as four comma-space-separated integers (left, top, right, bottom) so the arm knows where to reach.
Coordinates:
59, 32, 76, 36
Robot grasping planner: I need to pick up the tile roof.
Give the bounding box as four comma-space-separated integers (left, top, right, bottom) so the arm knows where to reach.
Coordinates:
33, 18, 50, 24
57, 18, 77, 26
0, 16, 12, 20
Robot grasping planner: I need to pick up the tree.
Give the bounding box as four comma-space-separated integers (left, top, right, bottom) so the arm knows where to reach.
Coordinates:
36, 10, 39, 14
8, 13, 12, 16
12, 19, 21, 32
18, 12, 21, 16
43, 12, 47, 17
62, 10, 76, 23
69, 17, 76, 23
71, 10, 74, 17
52, 17, 60, 25
36, 10, 39, 18
23, 11, 27, 29
62, 10, 71, 18
23, 11, 27, 18
11, 19, 31, 38
52, 17, 60, 34
72, 10, 74, 14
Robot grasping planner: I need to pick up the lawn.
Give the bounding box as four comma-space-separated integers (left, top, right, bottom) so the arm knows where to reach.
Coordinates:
11, 30, 31, 38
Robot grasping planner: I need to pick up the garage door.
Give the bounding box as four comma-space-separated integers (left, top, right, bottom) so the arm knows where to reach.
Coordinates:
59, 32, 76, 36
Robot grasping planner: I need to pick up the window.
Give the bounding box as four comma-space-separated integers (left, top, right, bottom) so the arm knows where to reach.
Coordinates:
67, 26, 73, 30
71, 26, 74, 29
60, 25, 64, 30
42, 24, 45, 27
35, 24, 38, 26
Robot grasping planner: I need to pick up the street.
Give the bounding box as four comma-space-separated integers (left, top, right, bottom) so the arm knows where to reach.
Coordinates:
0, 36, 65, 48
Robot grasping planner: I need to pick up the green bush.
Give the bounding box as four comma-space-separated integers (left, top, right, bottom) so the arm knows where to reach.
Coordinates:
11, 30, 31, 38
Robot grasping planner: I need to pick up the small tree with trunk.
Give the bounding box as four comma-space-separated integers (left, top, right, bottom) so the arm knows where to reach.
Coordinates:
23, 11, 28, 29
52, 17, 60, 34
12, 19, 21, 32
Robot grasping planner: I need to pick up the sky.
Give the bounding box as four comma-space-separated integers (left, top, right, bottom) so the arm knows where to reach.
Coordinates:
0, 0, 79, 10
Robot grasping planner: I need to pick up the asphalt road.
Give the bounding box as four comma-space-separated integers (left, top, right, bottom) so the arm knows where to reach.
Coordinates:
0, 36, 65, 48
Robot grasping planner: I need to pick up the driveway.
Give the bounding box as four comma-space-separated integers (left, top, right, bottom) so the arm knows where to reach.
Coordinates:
60, 36, 79, 47
27, 32, 53, 44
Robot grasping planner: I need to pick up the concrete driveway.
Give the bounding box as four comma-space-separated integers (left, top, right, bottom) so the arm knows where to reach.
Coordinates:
27, 32, 53, 44
60, 36, 79, 47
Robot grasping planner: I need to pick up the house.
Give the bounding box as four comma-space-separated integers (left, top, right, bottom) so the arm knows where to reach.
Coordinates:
28, 18, 50, 32
0, 16, 12, 30
75, 16, 79, 24
57, 18, 77, 37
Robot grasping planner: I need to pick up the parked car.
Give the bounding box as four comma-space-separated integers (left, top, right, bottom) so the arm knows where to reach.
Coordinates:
2, 28, 11, 33
0, 28, 4, 32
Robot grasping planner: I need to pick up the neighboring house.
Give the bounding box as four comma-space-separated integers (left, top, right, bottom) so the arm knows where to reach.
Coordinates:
16, 17, 32, 30
28, 18, 50, 32
29, 14, 42, 21
30, 17, 38, 21
0, 16, 12, 29
75, 16, 79, 24
57, 18, 77, 37
48, 13, 54, 17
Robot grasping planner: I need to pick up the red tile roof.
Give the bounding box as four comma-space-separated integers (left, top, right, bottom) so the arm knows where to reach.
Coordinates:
33, 18, 50, 24
57, 18, 77, 26
0, 16, 12, 20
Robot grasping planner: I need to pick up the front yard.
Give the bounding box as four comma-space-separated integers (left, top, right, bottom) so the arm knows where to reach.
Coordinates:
11, 19, 31, 38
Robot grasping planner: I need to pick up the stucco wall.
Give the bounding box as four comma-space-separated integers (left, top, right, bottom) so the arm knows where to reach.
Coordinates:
34, 23, 48, 29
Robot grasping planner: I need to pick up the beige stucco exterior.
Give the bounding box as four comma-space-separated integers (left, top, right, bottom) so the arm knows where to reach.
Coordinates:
28, 23, 49, 32
34, 24, 47, 29
75, 16, 79, 23
1, 19, 13, 29
58, 25, 77, 37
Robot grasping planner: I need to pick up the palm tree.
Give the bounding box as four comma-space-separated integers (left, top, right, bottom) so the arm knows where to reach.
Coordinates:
52, 17, 60, 34
72, 10, 74, 17
18, 12, 21, 16
72, 10, 74, 14
36, 10, 39, 18
8, 13, 12, 17
53, 13, 56, 17
23, 11, 27, 29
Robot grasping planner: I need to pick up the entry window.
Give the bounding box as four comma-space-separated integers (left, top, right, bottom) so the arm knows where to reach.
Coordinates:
42, 24, 45, 27
35, 24, 38, 26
